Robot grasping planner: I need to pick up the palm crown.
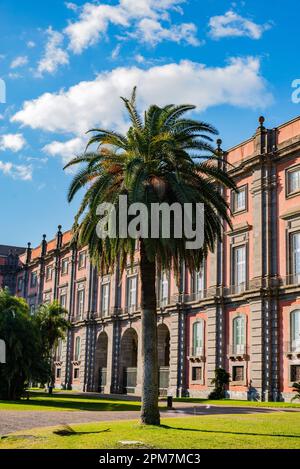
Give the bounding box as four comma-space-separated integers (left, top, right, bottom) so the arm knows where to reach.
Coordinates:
65, 87, 235, 277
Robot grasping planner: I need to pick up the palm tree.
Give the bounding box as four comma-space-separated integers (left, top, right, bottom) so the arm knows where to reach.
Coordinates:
35, 301, 69, 390
65, 88, 235, 425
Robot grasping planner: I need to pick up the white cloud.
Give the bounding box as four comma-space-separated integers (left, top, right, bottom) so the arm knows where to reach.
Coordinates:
64, 0, 198, 53
65, 2, 79, 11
111, 43, 121, 60
27, 41, 36, 48
209, 10, 272, 40
37, 27, 69, 76
0, 133, 26, 152
134, 18, 201, 46
0, 160, 32, 180
10, 56, 28, 69
12, 57, 273, 139
43, 137, 86, 166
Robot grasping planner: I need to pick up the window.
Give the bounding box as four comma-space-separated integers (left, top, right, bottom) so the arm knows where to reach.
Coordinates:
194, 264, 205, 299
30, 271, 37, 288
74, 337, 81, 361
17, 277, 23, 291
290, 232, 300, 283
44, 293, 51, 304
232, 365, 244, 382
192, 320, 204, 356
233, 315, 246, 354
232, 245, 246, 291
287, 166, 300, 195
127, 276, 137, 312
160, 272, 169, 306
291, 310, 300, 352
56, 339, 62, 361
46, 266, 53, 281
56, 368, 61, 379
192, 366, 202, 381
78, 251, 86, 269
232, 185, 247, 213
60, 293, 67, 309
73, 368, 79, 379
61, 258, 68, 275
101, 283, 110, 317
77, 288, 85, 318
291, 365, 300, 382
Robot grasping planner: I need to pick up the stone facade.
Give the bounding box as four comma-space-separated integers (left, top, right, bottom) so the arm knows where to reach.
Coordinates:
2, 115, 300, 401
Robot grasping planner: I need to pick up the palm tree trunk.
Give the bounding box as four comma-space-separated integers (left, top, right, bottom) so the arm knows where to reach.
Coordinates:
139, 240, 160, 425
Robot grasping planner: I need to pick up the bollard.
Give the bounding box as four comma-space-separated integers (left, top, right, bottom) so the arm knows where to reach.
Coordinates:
167, 395, 173, 409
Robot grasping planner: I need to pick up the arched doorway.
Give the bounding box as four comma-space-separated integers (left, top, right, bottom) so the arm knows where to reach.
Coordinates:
120, 328, 138, 394
157, 323, 170, 395
94, 331, 108, 393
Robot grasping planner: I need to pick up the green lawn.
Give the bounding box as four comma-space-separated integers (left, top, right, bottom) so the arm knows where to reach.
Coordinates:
173, 397, 300, 409
0, 392, 141, 412
1, 413, 300, 449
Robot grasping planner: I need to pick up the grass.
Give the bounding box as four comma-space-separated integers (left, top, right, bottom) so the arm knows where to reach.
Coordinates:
0, 392, 141, 412
172, 397, 300, 408
1, 413, 300, 449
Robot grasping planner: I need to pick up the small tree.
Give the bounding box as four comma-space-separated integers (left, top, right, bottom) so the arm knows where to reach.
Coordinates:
209, 368, 230, 399
35, 301, 69, 390
0, 289, 49, 400
292, 382, 300, 401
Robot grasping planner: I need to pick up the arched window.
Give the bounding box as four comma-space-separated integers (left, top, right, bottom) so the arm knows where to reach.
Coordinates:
192, 320, 204, 356
233, 315, 246, 354
291, 310, 300, 352
75, 337, 81, 361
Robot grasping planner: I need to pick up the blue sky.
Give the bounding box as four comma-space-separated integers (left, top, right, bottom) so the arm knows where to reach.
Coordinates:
0, 0, 299, 247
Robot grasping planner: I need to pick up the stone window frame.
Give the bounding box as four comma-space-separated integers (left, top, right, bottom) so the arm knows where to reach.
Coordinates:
45, 265, 53, 281
191, 318, 205, 358
231, 313, 247, 355
230, 238, 249, 291
78, 250, 87, 270
284, 303, 300, 358
228, 313, 248, 386
73, 367, 80, 380
191, 261, 206, 299
61, 257, 69, 276
126, 271, 138, 312
289, 363, 300, 385
158, 269, 170, 307
284, 217, 300, 279
59, 288, 68, 310
285, 164, 300, 199
231, 364, 245, 383
17, 276, 23, 292
100, 278, 111, 318
76, 283, 86, 319
231, 183, 248, 215
30, 271, 38, 288
190, 364, 204, 385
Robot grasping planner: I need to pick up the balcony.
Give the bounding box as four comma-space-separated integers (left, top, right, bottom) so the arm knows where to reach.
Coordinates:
189, 346, 205, 362
285, 341, 300, 358
279, 274, 300, 287
228, 344, 249, 360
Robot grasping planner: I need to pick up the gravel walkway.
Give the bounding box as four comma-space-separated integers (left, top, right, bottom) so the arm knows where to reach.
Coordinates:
0, 405, 294, 435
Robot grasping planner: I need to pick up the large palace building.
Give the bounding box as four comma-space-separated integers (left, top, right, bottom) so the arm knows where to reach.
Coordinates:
2, 115, 300, 402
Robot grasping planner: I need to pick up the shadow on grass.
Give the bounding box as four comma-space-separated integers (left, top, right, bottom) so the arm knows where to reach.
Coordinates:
53, 425, 111, 437
159, 424, 300, 439
0, 392, 141, 412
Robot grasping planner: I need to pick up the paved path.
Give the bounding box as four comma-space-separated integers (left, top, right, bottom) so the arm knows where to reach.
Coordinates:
1, 404, 296, 435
